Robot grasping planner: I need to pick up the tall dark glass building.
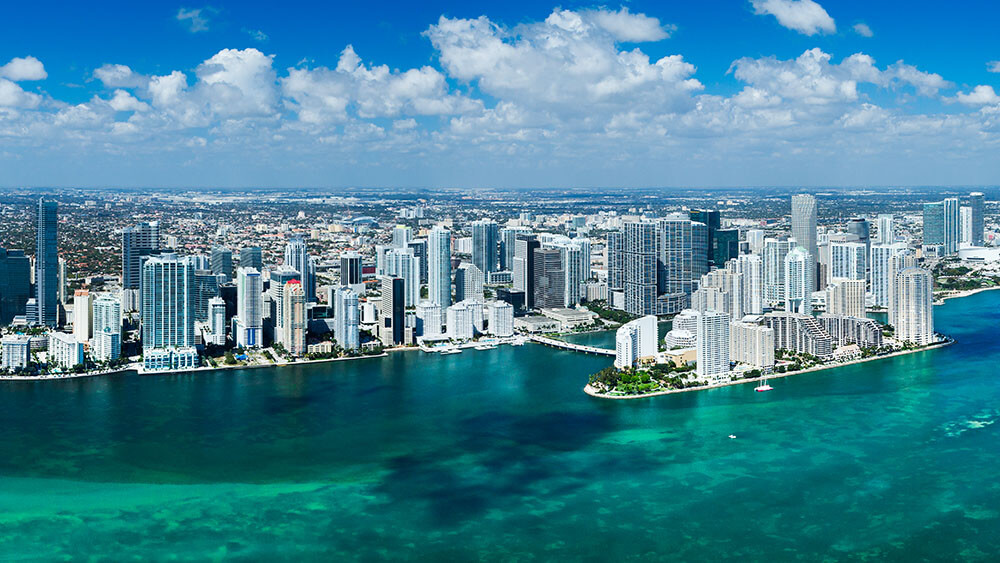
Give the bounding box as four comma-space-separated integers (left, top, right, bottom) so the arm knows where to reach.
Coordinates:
35, 199, 58, 327
0, 248, 31, 324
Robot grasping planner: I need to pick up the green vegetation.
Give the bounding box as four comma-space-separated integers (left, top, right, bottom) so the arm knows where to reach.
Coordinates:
584, 300, 639, 325
589, 362, 698, 395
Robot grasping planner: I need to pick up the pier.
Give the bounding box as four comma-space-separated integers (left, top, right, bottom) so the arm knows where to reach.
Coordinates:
528, 335, 616, 356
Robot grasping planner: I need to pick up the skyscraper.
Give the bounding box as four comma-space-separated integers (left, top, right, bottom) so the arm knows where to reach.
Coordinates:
35, 199, 58, 327
826, 279, 866, 319
455, 263, 485, 303
211, 246, 233, 281
847, 218, 870, 257
379, 276, 405, 346
141, 254, 197, 370
614, 315, 657, 369
606, 230, 624, 291
656, 215, 707, 312
122, 221, 160, 291
407, 239, 429, 285
0, 248, 30, 324
943, 197, 961, 255
763, 238, 794, 305
239, 246, 263, 271
392, 225, 413, 248
234, 267, 263, 348
471, 219, 500, 275
73, 289, 93, 343
284, 237, 316, 302
696, 310, 730, 380
970, 192, 985, 246
428, 227, 452, 309
533, 247, 565, 309
500, 228, 530, 272
785, 246, 813, 315
561, 244, 584, 307
870, 243, 910, 309
731, 253, 764, 316
280, 280, 307, 356
92, 293, 122, 361
339, 251, 363, 287
791, 194, 818, 289
876, 214, 894, 244
830, 241, 867, 280
513, 236, 540, 308
208, 297, 227, 346
894, 267, 934, 345
385, 247, 421, 307
333, 287, 360, 350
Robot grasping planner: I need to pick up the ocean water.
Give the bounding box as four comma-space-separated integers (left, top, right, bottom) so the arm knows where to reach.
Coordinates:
1, 292, 999, 560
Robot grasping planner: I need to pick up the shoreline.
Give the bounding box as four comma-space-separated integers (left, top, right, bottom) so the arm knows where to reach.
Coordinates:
936, 285, 1000, 302
584, 339, 954, 400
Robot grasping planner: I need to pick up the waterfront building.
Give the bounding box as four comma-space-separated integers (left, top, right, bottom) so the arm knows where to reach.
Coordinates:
92, 293, 121, 361
211, 246, 233, 281
71, 290, 92, 344
416, 301, 443, 338
268, 266, 300, 333
49, 331, 84, 369
826, 278, 866, 319
513, 236, 540, 308
455, 263, 485, 303
791, 194, 818, 288
784, 246, 813, 315
894, 267, 934, 345
0, 248, 30, 324
664, 309, 698, 349
695, 268, 744, 321
333, 287, 360, 350
385, 247, 421, 307
615, 315, 658, 369
35, 198, 58, 327
818, 314, 883, 349
887, 250, 919, 328
830, 241, 866, 281
239, 247, 263, 271
500, 227, 531, 272
446, 301, 474, 341
622, 221, 658, 316
1, 335, 30, 371
122, 221, 160, 291
339, 251, 363, 287
472, 219, 500, 275
141, 254, 197, 370
284, 237, 316, 302
428, 227, 452, 309
764, 312, 834, 358
280, 280, 307, 356
970, 192, 985, 246
208, 297, 227, 346
559, 243, 585, 307
487, 301, 514, 337
696, 310, 730, 380
533, 247, 565, 309
871, 243, 911, 309
763, 238, 794, 305
656, 215, 708, 313
847, 218, 871, 256
234, 267, 263, 348
876, 214, 894, 244
922, 202, 944, 255
730, 320, 775, 373
379, 276, 405, 346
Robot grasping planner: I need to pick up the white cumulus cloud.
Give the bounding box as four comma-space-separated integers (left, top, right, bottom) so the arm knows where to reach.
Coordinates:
0, 56, 47, 81
988, 61, 1000, 73
853, 23, 873, 37
956, 85, 1000, 106
751, 0, 836, 36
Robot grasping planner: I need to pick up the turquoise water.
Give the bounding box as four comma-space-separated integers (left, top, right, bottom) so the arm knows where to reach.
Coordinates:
2, 293, 1000, 559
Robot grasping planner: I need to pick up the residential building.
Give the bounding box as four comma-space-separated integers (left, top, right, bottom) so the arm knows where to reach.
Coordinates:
35, 198, 58, 327
730, 320, 775, 373
280, 280, 307, 356
785, 246, 813, 315
49, 331, 84, 369
234, 267, 263, 348
487, 301, 514, 337
894, 267, 934, 345
696, 310, 730, 380
455, 263, 485, 303
284, 237, 316, 302
141, 254, 197, 370
92, 293, 122, 361
428, 226, 452, 309
472, 219, 500, 275
826, 278, 866, 319
614, 315, 657, 369
0, 248, 30, 324
333, 287, 360, 350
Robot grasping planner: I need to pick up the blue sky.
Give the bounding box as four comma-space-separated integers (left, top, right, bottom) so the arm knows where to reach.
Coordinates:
1, 0, 999, 188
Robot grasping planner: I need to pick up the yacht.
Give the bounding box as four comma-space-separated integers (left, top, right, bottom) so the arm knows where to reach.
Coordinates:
755, 379, 773, 392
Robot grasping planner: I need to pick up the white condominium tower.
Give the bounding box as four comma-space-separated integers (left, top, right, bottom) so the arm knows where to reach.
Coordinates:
92, 293, 122, 361
235, 267, 263, 348
830, 241, 866, 281
876, 214, 894, 244
870, 243, 911, 309
893, 267, 934, 345
696, 310, 730, 380
784, 246, 813, 315
333, 287, 360, 350
730, 321, 774, 373
428, 226, 452, 309
284, 236, 316, 302
614, 315, 657, 369
826, 278, 866, 319
763, 238, 795, 305
280, 280, 307, 356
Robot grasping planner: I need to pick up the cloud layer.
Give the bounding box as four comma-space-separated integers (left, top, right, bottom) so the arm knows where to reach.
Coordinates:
1, 6, 999, 187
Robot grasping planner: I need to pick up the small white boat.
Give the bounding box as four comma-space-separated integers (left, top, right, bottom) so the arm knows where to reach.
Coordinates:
439, 348, 462, 355
728, 434, 737, 440
755, 379, 773, 393
474, 344, 497, 351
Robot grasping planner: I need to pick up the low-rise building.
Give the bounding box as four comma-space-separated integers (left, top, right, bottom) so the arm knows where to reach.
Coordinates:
540, 307, 598, 331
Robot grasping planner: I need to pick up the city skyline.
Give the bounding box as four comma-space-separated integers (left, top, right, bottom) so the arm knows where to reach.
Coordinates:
2, 1, 1000, 188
